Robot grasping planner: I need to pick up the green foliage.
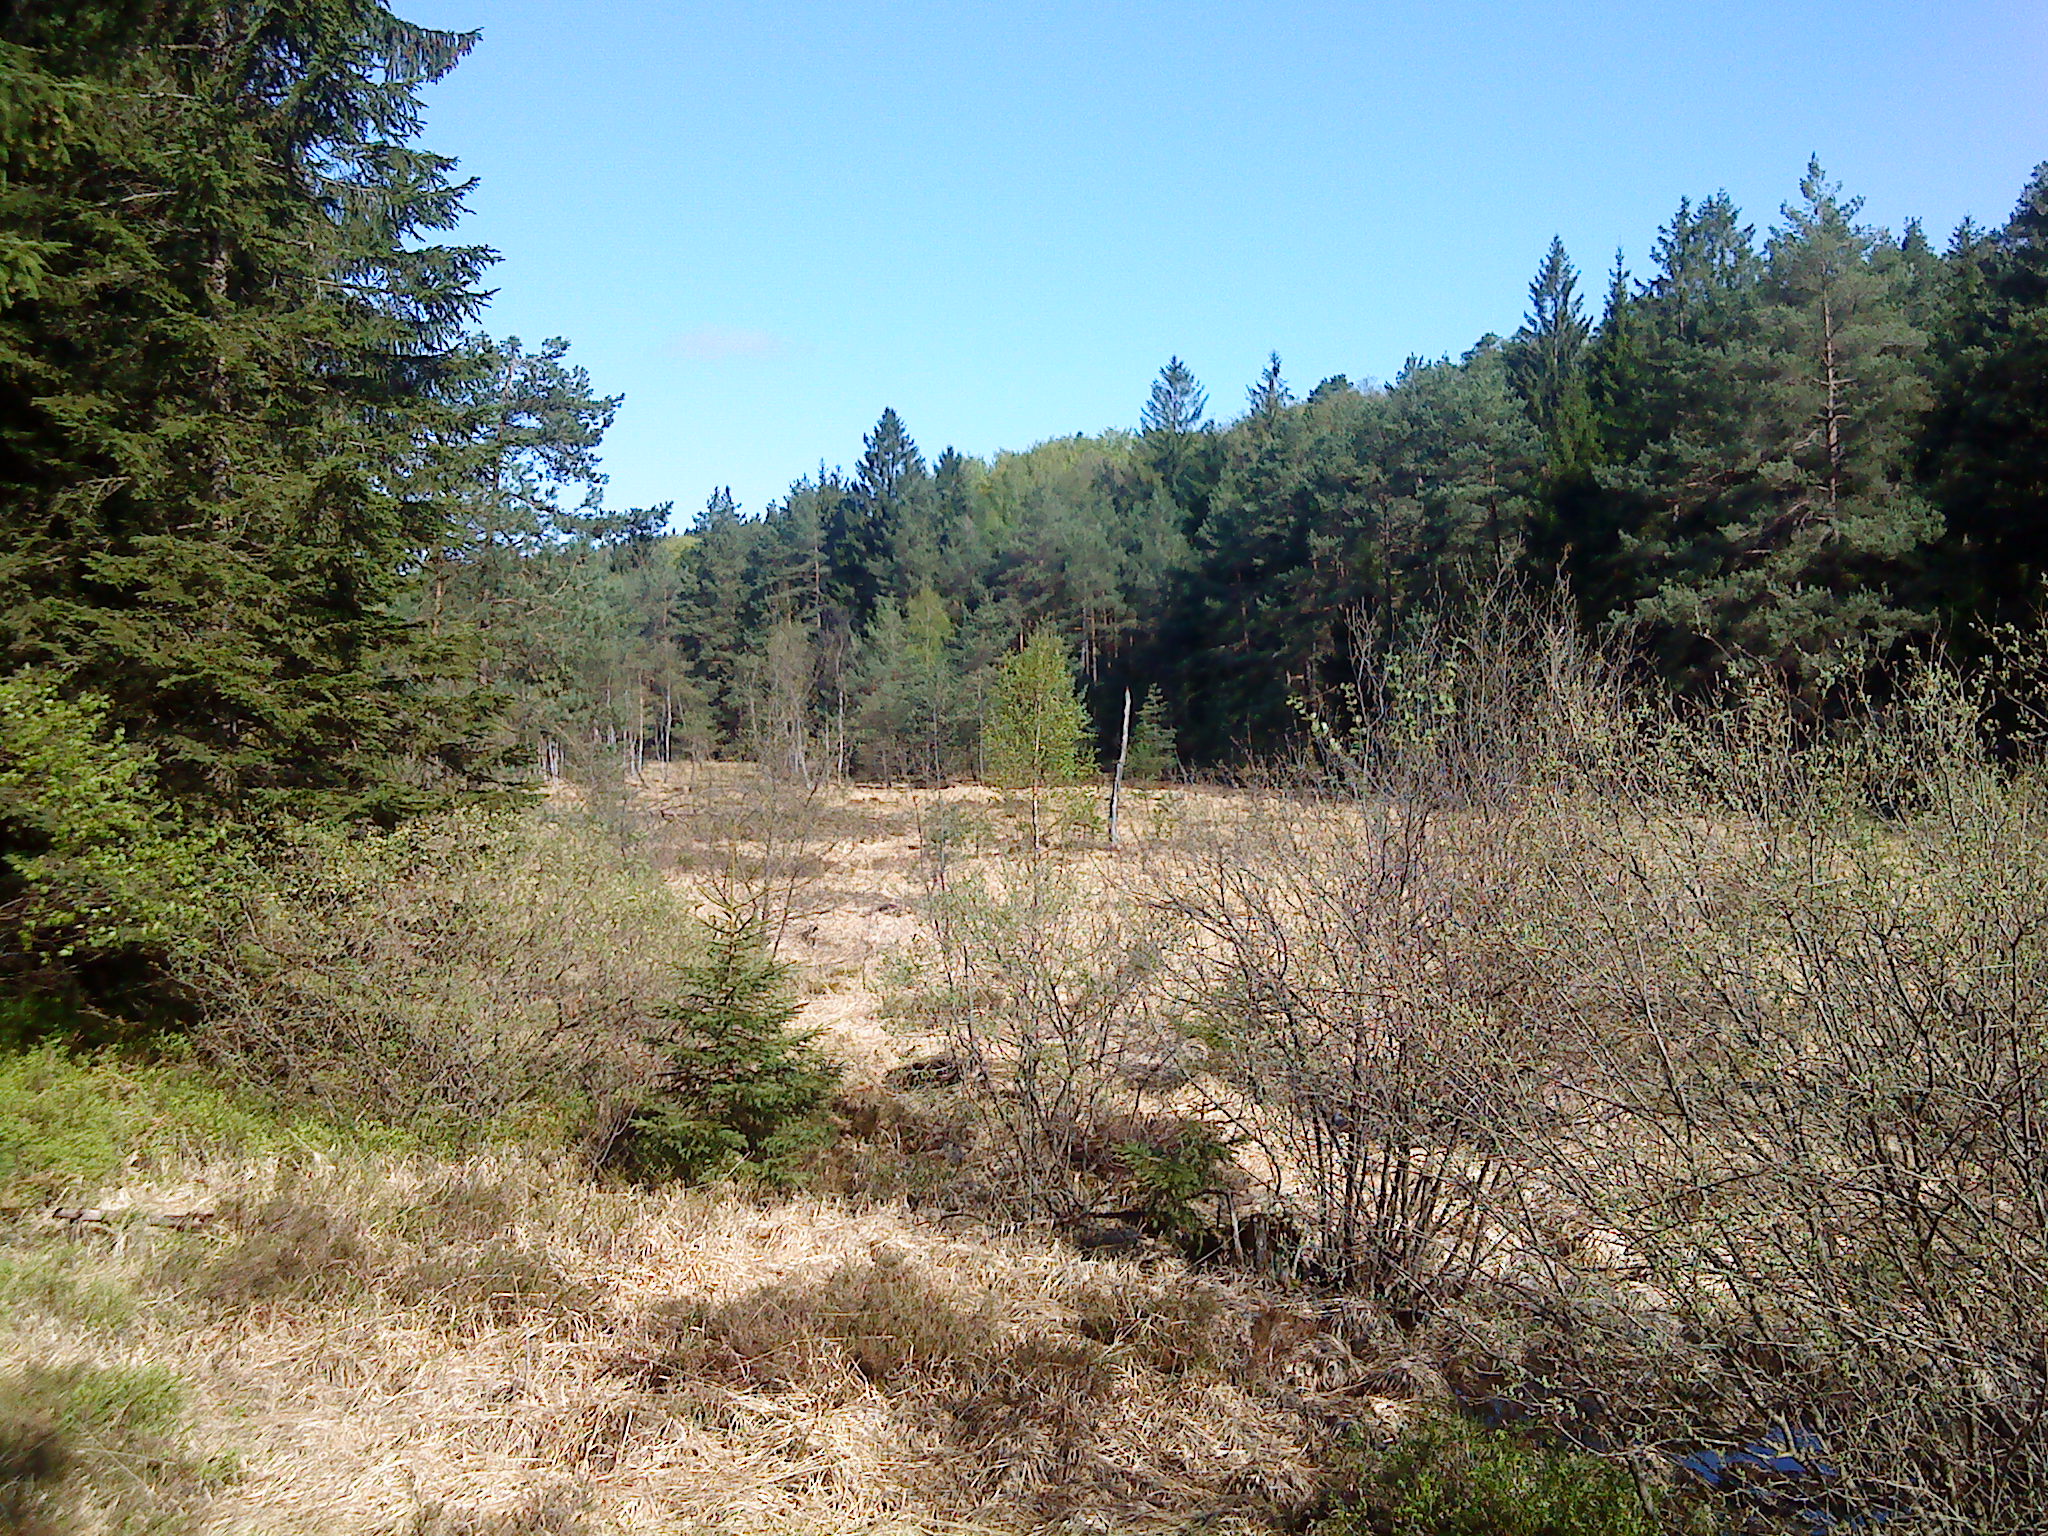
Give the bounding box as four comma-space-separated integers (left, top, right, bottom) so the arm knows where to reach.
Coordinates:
608, 906, 838, 1184
984, 629, 1094, 791
1926, 162, 2048, 636
1117, 1123, 1231, 1245
0, 675, 223, 984
0, 1044, 299, 1206
187, 808, 691, 1144
1314, 1418, 1660, 1536
1627, 161, 1936, 690
1124, 691, 1180, 783
0, 2, 522, 823
0, 1360, 219, 1536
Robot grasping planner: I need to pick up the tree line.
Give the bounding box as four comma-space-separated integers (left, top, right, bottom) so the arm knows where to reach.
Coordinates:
6, 2, 2048, 832
643, 157, 2048, 774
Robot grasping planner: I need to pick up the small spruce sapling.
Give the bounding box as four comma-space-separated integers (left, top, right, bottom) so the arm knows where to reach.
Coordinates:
611, 901, 838, 1183
1124, 691, 1180, 785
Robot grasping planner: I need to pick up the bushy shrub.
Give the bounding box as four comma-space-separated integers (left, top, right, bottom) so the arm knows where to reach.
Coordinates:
1313, 1417, 1659, 1536
1164, 589, 2048, 1530
187, 807, 689, 1143
0, 674, 223, 996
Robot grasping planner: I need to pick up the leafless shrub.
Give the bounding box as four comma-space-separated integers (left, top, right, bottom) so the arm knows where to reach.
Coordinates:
639, 763, 843, 958
913, 860, 1186, 1219
1153, 590, 2048, 1531
187, 808, 687, 1138
1509, 662, 2048, 1531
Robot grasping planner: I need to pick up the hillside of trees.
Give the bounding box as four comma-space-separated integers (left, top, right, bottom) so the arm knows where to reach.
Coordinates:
638, 163, 2048, 779
8, 5, 2048, 817
7, 1, 2048, 997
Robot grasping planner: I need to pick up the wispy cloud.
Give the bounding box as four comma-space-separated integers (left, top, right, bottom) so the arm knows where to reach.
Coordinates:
665, 326, 789, 362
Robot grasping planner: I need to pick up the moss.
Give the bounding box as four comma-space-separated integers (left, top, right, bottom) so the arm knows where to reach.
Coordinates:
0, 1044, 331, 1206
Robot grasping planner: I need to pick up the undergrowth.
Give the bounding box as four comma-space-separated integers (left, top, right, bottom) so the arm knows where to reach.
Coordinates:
0, 1045, 312, 1208
0, 1360, 226, 1536
1312, 1417, 1673, 1536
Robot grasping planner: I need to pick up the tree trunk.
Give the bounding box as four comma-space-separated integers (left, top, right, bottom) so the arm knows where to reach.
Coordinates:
1108, 687, 1132, 847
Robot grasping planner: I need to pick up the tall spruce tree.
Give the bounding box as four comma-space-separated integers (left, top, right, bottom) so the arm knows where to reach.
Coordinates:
828, 408, 929, 623
1926, 163, 2048, 636
1506, 237, 1598, 472
1633, 164, 1934, 685
0, 1, 506, 821
1141, 356, 1209, 506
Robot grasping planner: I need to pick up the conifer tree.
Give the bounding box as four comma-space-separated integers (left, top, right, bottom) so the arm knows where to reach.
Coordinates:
0, 1, 509, 821
674, 488, 753, 742
828, 408, 929, 623
1141, 356, 1210, 506
1927, 162, 2048, 635
1124, 690, 1179, 784
1506, 237, 1598, 472
1246, 352, 1293, 424
1633, 164, 1934, 685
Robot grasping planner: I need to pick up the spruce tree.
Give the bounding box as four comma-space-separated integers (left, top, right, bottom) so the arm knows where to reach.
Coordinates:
0, 1, 507, 822
1124, 690, 1179, 784
1633, 163, 1935, 686
1505, 237, 1598, 472
1246, 352, 1293, 423
827, 408, 929, 623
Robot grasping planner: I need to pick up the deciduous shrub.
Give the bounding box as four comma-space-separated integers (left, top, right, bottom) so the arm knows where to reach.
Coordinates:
0, 674, 222, 999
188, 808, 688, 1143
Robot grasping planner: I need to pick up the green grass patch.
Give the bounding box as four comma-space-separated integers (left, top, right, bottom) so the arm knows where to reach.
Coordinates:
0, 1044, 342, 1207
0, 1249, 140, 1333
0, 1359, 225, 1536
1313, 1416, 1670, 1536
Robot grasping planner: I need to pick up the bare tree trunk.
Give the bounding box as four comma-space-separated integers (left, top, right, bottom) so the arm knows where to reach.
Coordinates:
1108, 687, 1132, 847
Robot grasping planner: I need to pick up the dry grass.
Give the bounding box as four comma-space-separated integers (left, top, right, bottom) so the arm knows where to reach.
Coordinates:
0, 1142, 1401, 1535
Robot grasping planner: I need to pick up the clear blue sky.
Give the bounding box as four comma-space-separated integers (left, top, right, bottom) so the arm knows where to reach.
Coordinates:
403, 1, 2048, 525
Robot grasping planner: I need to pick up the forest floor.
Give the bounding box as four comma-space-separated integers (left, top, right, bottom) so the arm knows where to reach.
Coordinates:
0, 773, 1431, 1536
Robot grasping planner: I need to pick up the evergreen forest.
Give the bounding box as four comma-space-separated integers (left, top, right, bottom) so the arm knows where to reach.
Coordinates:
7, 3, 2048, 821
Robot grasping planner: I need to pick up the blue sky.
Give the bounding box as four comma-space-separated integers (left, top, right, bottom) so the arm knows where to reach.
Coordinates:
403, 1, 2048, 525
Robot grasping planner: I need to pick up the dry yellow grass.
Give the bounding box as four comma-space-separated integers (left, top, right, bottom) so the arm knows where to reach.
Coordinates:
3, 1147, 1392, 1535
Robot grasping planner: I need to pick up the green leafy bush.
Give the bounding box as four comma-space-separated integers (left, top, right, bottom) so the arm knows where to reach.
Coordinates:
188, 808, 691, 1143
0, 674, 223, 988
1314, 1417, 1659, 1536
